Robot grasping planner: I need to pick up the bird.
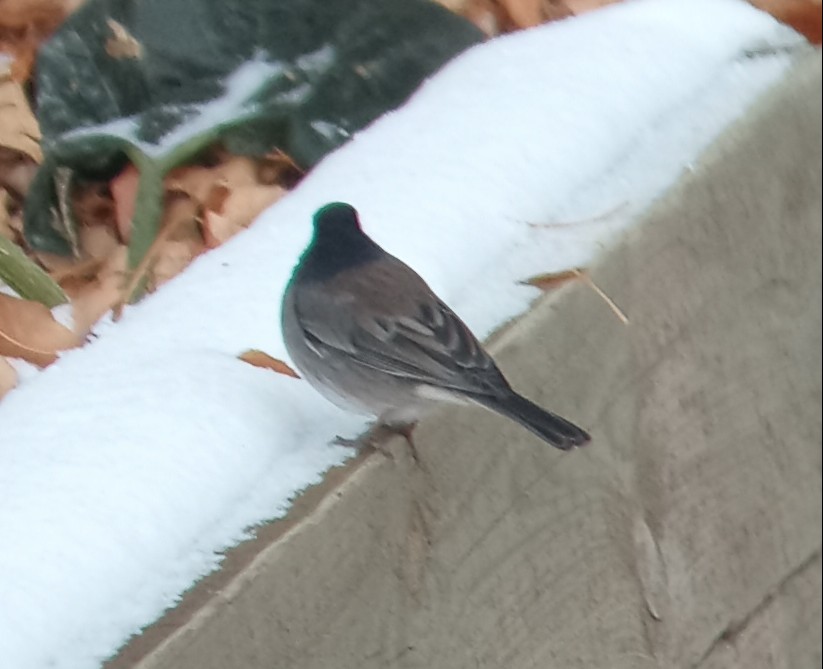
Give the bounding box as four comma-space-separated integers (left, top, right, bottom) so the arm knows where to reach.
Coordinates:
281, 202, 590, 451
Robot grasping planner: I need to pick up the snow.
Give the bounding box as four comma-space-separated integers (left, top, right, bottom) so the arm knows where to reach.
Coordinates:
0, 1, 805, 667
62, 56, 292, 160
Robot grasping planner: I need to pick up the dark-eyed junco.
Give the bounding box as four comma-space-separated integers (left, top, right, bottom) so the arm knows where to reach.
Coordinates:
281, 202, 590, 450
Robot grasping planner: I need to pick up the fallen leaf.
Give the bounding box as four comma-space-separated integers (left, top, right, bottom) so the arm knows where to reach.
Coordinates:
38, 251, 100, 281
560, 0, 622, 16
256, 150, 305, 188
0, 190, 19, 241
462, 0, 505, 36
105, 18, 143, 59
521, 268, 629, 324
149, 237, 205, 289
38, 218, 120, 294
433, 0, 473, 12
221, 183, 285, 222
68, 244, 127, 335
200, 210, 235, 249
0, 292, 81, 366
72, 180, 117, 232
749, 0, 822, 44
166, 156, 260, 203
202, 183, 285, 248
0, 0, 82, 81
162, 193, 201, 242
0, 68, 42, 161
0, 356, 17, 399
107, 153, 285, 308
520, 268, 583, 291
238, 349, 300, 378
495, 0, 546, 28
79, 223, 119, 261
114, 194, 203, 313
203, 182, 230, 214
0, 145, 39, 199
539, 0, 575, 22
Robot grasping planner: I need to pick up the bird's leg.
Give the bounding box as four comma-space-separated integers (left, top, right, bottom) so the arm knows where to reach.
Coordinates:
393, 422, 425, 469
334, 421, 424, 468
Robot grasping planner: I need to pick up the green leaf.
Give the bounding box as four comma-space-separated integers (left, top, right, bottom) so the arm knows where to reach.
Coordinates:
0, 236, 67, 308
24, 0, 483, 273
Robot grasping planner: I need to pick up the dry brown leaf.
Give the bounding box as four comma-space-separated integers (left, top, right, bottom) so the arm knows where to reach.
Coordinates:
0, 0, 82, 81
462, 0, 505, 35
256, 150, 304, 188
201, 210, 236, 249
0, 145, 39, 200
162, 194, 200, 242
433, 0, 473, 11
443, 0, 620, 34
203, 182, 230, 214
72, 180, 117, 232
78, 223, 119, 261
36, 250, 82, 274
749, 0, 822, 44
0, 69, 42, 161
0, 356, 18, 399
68, 244, 128, 335
520, 268, 582, 291
521, 268, 628, 324
0, 190, 17, 240
113, 196, 202, 314
109, 152, 287, 309
149, 237, 205, 289
540, 0, 575, 22
110, 163, 140, 241
166, 156, 260, 204
39, 220, 120, 293
238, 349, 300, 378
214, 156, 261, 185
202, 183, 285, 248
433, 0, 503, 34
496, 0, 545, 28
0, 0, 82, 29
0, 292, 81, 366
138, 194, 202, 292
105, 18, 142, 59
222, 183, 285, 221
165, 166, 213, 204
559, 0, 621, 16
166, 155, 284, 249
37, 250, 100, 282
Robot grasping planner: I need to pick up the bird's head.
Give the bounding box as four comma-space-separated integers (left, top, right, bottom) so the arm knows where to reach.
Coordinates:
300, 202, 381, 280
312, 202, 363, 239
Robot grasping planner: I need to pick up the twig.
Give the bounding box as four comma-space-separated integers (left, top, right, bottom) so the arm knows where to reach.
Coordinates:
573, 268, 629, 325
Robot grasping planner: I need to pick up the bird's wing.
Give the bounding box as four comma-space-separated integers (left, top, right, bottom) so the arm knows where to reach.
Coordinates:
292, 261, 506, 396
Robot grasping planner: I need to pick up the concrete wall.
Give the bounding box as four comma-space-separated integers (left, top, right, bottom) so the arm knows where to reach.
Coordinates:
115, 51, 822, 669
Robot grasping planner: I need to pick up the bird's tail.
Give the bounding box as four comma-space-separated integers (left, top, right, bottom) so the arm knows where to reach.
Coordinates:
472, 391, 590, 450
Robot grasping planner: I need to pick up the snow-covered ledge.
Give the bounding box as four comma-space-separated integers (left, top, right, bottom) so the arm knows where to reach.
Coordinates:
114, 51, 821, 669
1, 2, 819, 668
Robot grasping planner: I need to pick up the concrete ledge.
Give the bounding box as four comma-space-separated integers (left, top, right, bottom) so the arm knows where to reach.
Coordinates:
116, 51, 822, 669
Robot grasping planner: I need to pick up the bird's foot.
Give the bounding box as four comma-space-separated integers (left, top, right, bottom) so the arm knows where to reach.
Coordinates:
333, 423, 396, 459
